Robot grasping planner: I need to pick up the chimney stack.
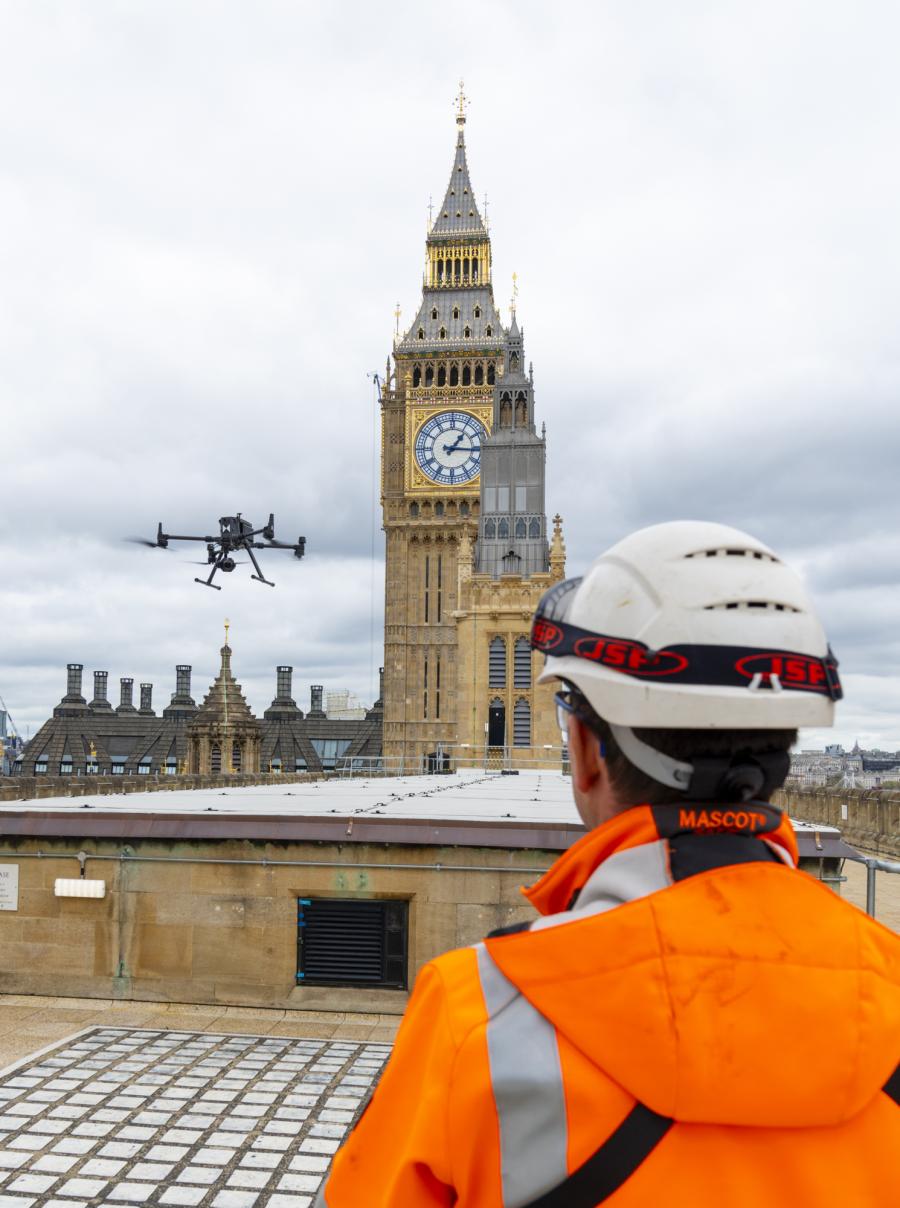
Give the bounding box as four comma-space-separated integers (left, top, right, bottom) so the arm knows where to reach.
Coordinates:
139, 683, 155, 715
263, 665, 301, 719
117, 678, 136, 713
276, 666, 294, 702
89, 670, 112, 712
65, 664, 84, 702
54, 663, 89, 717
163, 664, 197, 719
309, 684, 325, 717
175, 665, 192, 700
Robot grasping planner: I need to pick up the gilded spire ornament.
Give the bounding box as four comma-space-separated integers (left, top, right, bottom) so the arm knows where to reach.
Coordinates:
455, 79, 468, 126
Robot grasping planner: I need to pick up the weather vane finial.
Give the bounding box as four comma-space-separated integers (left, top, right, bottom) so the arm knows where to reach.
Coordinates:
456, 79, 468, 126
510, 271, 518, 317
224, 617, 230, 646
394, 301, 401, 337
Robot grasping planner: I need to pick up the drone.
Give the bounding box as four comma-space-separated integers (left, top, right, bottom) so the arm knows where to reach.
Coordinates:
128, 514, 306, 590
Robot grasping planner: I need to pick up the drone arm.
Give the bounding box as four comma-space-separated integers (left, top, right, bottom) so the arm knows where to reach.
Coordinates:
167, 534, 218, 543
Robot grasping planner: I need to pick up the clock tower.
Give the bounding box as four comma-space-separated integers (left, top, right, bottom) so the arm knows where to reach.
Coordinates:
381, 90, 565, 767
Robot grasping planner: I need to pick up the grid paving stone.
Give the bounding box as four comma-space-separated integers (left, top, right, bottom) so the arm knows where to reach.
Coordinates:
0, 1027, 388, 1207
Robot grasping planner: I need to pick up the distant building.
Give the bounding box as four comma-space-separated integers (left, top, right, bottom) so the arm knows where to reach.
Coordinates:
16, 643, 383, 778
325, 691, 368, 721
0, 710, 24, 776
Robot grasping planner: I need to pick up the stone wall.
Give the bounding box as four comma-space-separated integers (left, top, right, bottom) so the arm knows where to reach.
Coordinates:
0, 836, 548, 1012
775, 787, 900, 858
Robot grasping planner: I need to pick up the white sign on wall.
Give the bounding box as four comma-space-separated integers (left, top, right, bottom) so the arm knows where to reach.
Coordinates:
0, 865, 19, 911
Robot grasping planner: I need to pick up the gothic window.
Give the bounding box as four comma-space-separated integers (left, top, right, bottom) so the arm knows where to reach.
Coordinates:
463, 257, 470, 279
435, 502, 444, 517
435, 654, 441, 719
438, 365, 447, 386
425, 366, 434, 387
513, 698, 531, 747
439, 327, 446, 340
460, 501, 470, 517
514, 637, 532, 688
432, 307, 438, 320
424, 554, 430, 623
423, 655, 429, 719
464, 326, 471, 339
410, 502, 419, 518
498, 518, 510, 539
515, 518, 527, 539
489, 637, 507, 688
232, 742, 242, 772
529, 518, 540, 538
453, 306, 460, 320
437, 262, 444, 283
484, 518, 495, 538
486, 325, 493, 337
454, 257, 461, 280
474, 364, 484, 385
462, 364, 471, 385
211, 743, 221, 773
417, 328, 424, 340
413, 366, 421, 387
510, 352, 519, 371
516, 393, 527, 425
500, 394, 512, 428
487, 363, 496, 384
450, 366, 459, 386
474, 306, 481, 319
472, 259, 479, 282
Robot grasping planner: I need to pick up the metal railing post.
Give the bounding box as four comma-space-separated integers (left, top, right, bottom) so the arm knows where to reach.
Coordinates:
866, 860, 877, 917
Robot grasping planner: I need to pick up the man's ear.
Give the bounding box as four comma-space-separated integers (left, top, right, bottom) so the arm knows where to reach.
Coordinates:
568, 714, 606, 795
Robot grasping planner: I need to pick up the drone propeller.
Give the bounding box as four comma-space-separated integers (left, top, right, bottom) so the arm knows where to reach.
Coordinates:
125, 537, 168, 549
183, 559, 248, 566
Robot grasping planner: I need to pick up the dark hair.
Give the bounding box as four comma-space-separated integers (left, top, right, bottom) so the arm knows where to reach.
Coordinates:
567, 686, 796, 806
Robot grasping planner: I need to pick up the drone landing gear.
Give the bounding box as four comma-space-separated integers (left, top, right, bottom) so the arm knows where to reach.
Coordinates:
195, 575, 223, 590
247, 547, 275, 588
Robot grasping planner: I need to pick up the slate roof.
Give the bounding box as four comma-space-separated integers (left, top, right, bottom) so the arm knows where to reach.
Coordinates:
429, 119, 487, 240
398, 287, 506, 355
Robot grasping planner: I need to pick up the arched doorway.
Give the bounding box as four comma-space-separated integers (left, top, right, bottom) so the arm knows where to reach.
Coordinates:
488, 698, 506, 748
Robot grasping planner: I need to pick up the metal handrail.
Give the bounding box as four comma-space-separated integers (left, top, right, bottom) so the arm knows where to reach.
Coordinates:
845, 854, 900, 918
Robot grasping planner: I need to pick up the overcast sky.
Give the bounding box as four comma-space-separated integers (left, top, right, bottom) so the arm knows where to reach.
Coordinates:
2, 1, 898, 751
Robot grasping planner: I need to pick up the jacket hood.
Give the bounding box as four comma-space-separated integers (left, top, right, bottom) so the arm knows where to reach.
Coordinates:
485, 808, 900, 1129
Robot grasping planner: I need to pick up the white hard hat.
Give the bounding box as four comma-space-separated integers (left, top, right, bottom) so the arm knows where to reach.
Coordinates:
534, 520, 841, 734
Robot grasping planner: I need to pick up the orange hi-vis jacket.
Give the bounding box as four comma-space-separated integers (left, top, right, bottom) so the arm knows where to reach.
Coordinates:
318, 804, 900, 1207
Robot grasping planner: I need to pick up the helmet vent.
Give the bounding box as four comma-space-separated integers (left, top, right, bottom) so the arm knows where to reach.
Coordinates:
704, 600, 800, 612
686, 548, 780, 562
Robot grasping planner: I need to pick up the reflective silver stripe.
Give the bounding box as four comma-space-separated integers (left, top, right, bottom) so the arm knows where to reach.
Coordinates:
312, 1184, 327, 1207
531, 839, 671, 932
476, 943, 568, 1207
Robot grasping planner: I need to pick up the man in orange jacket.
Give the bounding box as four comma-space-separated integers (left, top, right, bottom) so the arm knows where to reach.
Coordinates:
317, 522, 900, 1207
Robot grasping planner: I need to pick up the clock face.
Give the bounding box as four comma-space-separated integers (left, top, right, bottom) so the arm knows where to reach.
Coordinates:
414, 410, 486, 486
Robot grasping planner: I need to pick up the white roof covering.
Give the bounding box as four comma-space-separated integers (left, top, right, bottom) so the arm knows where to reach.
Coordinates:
3, 770, 580, 826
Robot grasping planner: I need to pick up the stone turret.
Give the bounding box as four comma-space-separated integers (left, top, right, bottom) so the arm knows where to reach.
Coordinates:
187, 631, 261, 775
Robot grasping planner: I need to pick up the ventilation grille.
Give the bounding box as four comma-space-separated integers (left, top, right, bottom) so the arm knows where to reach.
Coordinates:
685, 548, 780, 563
297, 899, 407, 989
489, 637, 507, 688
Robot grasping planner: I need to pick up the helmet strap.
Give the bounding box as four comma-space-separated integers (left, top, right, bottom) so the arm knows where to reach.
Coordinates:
608, 723, 791, 802
608, 723, 693, 790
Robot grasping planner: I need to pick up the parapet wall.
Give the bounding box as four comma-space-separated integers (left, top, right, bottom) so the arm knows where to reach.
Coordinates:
776, 787, 900, 859
0, 771, 319, 804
